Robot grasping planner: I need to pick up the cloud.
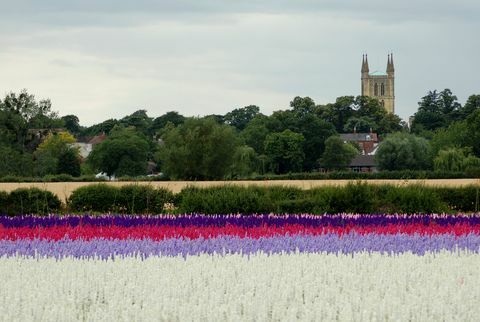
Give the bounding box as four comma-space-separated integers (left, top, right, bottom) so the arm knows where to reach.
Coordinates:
0, 1, 479, 125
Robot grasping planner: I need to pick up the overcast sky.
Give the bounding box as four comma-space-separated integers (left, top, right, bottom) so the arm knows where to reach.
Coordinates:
0, 1, 478, 125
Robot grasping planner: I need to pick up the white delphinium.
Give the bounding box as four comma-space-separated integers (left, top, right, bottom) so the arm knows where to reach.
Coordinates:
0, 251, 479, 321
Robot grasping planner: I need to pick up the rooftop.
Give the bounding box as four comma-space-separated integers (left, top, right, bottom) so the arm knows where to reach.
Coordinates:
369, 70, 387, 76
349, 155, 377, 167
340, 133, 378, 142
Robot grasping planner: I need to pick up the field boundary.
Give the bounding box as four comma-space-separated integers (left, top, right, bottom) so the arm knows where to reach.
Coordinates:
1, 179, 479, 203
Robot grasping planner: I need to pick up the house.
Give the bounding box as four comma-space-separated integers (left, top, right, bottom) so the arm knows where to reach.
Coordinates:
339, 131, 379, 155
71, 142, 93, 159
339, 131, 379, 172
348, 155, 378, 173
71, 133, 108, 160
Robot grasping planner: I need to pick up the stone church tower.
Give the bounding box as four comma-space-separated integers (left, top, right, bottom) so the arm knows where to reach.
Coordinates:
361, 54, 395, 114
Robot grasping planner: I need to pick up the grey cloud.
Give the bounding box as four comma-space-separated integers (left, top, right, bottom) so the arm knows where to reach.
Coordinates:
0, 1, 478, 125
2, 0, 480, 26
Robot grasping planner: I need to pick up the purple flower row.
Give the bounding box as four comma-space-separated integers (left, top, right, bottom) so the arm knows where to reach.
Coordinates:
1, 233, 479, 259
2, 213, 480, 228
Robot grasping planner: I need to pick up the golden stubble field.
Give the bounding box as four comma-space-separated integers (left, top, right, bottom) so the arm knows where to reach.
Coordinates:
1, 179, 479, 203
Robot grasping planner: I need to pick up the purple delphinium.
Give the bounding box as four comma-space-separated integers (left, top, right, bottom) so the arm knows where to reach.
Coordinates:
1, 213, 480, 228
1, 233, 479, 259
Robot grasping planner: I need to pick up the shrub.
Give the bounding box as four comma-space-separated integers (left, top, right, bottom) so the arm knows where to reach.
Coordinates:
68, 184, 120, 213
68, 184, 175, 214
435, 186, 480, 212
43, 174, 74, 182
0, 191, 9, 214
246, 170, 472, 181
380, 185, 448, 214
117, 185, 174, 214
7, 188, 61, 215
277, 198, 315, 214
177, 185, 303, 214
308, 182, 375, 214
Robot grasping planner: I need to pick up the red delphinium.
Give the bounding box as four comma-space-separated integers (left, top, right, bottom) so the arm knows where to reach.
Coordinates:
1, 222, 479, 241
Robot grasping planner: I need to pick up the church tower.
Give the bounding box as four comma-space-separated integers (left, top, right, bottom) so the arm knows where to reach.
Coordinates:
361, 54, 395, 114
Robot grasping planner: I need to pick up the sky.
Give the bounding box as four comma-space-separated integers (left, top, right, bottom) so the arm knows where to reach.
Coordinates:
0, 1, 479, 126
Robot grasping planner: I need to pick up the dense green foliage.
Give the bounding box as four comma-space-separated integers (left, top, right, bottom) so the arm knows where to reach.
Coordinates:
0, 188, 61, 215
88, 127, 150, 177
158, 118, 240, 180
175, 183, 479, 214
246, 170, 477, 180
434, 148, 480, 172
264, 130, 305, 173
0, 88, 479, 179
177, 186, 304, 214
375, 133, 431, 171
2, 183, 479, 215
320, 136, 359, 170
68, 184, 174, 213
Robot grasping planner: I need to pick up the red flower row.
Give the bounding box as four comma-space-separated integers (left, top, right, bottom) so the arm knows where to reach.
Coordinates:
1, 223, 480, 241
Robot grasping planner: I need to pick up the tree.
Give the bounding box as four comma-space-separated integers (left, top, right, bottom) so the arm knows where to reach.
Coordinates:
343, 116, 376, 133
34, 152, 58, 177
319, 136, 358, 170
430, 121, 470, 158
27, 99, 63, 129
241, 114, 272, 154
355, 96, 387, 121
264, 130, 305, 174
151, 111, 185, 133
433, 147, 480, 172
88, 127, 150, 177
290, 96, 315, 116
33, 131, 79, 176
2, 90, 38, 121
61, 115, 81, 135
458, 94, 480, 119
0, 90, 62, 150
229, 145, 257, 178
224, 105, 260, 131
438, 89, 461, 117
0, 109, 27, 149
411, 89, 461, 133
0, 145, 33, 177
81, 119, 119, 137
204, 114, 225, 124
158, 117, 239, 180
270, 103, 336, 171
316, 96, 355, 132
377, 113, 404, 134
296, 114, 336, 171
120, 110, 152, 135
375, 133, 432, 170
57, 148, 81, 177
465, 110, 480, 157
36, 132, 76, 156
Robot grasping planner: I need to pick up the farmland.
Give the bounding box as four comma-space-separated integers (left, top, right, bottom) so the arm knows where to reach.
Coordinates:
0, 178, 479, 201
1, 213, 480, 321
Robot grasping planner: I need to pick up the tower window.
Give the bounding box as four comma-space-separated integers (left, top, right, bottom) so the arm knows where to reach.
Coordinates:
374, 83, 378, 96
381, 100, 385, 107
381, 83, 385, 96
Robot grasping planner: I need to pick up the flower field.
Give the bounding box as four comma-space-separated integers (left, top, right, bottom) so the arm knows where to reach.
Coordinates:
1, 214, 480, 321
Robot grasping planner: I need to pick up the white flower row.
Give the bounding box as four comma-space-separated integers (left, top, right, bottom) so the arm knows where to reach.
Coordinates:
0, 251, 479, 321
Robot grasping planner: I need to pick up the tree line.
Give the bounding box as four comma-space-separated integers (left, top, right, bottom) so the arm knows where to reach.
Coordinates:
0, 89, 479, 179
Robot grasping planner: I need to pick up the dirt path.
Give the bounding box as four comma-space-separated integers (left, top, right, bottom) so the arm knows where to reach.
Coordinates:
1, 179, 479, 203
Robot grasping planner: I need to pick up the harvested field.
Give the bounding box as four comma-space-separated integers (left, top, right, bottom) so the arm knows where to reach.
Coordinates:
0, 179, 479, 202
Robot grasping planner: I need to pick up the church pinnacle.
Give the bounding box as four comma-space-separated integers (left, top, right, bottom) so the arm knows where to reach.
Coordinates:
387, 53, 394, 73
361, 54, 369, 73
361, 53, 395, 114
